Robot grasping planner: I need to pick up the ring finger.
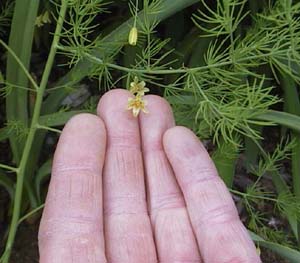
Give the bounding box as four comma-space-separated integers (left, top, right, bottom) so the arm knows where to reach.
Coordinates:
139, 95, 201, 262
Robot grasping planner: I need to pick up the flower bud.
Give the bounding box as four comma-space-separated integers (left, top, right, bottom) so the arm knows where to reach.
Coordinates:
128, 27, 138, 46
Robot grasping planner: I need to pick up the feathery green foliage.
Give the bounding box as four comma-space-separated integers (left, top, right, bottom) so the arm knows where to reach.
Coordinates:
1, 0, 300, 261
0, 1, 14, 36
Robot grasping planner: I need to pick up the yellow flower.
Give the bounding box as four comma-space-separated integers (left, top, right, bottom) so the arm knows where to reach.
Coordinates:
35, 11, 51, 28
130, 76, 149, 96
35, 15, 43, 27
42, 11, 51, 24
127, 95, 148, 117
128, 27, 138, 46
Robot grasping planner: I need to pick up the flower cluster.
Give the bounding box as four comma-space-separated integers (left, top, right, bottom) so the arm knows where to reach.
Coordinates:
127, 77, 149, 117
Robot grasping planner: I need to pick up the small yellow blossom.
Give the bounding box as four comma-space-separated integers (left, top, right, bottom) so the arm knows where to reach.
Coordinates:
35, 11, 51, 28
128, 27, 138, 46
35, 16, 43, 27
130, 76, 149, 96
42, 11, 51, 24
127, 95, 148, 117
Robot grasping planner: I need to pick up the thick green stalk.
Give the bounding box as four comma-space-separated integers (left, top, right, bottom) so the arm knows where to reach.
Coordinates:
281, 75, 300, 242
212, 138, 240, 188
281, 76, 300, 194
1, 2, 68, 262
244, 125, 262, 172
5, 0, 39, 164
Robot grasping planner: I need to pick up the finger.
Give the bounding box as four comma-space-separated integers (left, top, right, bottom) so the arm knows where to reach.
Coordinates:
163, 127, 261, 263
39, 114, 107, 263
97, 89, 157, 263
139, 95, 201, 262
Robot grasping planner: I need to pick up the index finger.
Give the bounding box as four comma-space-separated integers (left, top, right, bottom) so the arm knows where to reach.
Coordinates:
163, 126, 261, 263
39, 114, 107, 263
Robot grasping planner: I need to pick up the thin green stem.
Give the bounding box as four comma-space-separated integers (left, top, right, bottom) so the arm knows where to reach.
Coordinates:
247, 134, 298, 238
46, 84, 69, 91
133, 0, 138, 28
18, 203, 45, 225
36, 124, 62, 134
147, 31, 151, 68
2, 81, 37, 92
230, 189, 278, 203
73, 47, 289, 75
0, 163, 18, 172
0, 39, 39, 91
1, 2, 68, 262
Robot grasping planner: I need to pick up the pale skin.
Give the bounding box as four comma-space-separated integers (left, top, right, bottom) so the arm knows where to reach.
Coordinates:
38, 89, 262, 263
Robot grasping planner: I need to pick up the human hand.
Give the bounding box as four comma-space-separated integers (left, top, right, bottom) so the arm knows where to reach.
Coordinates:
38, 89, 261, 263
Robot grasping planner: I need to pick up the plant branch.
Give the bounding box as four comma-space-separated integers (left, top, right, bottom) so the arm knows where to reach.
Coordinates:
36, 124, 62, 134
0, 39, 39, 91
1, 2, 68, 262
73, 48, 290, 75
0, 163, 18, 173
18, 203, 45, 225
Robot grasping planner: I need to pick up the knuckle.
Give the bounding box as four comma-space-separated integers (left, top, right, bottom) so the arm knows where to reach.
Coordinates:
104, 195, 147, 216
195, 204, 239, 229
39, 217, 101, 242
150, 192, 185, 213
183, 166, 219, 190
52, 163, 99, 175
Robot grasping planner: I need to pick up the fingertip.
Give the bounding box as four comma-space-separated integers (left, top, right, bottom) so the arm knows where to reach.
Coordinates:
163, 125, 193, 140
163, 125, 216, 189
54, 113, 107, 171
97, 88, 133, 117
64, 113, 106, 137
141, 95, 174, 119
97, 88, 141, 148
163, 126, 203, 155
140, 95, 175, 152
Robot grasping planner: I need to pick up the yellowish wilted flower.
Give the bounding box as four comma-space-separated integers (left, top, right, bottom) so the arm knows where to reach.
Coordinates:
35, 11, 51, 28
128, 27, 138, 46
130, 76, 149, 96
127, 95, 148, 117
42, 11, 51, 24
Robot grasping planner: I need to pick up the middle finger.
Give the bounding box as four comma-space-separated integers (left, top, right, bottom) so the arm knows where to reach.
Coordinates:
97, 89, 157, 263
139, 95, 201, 262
